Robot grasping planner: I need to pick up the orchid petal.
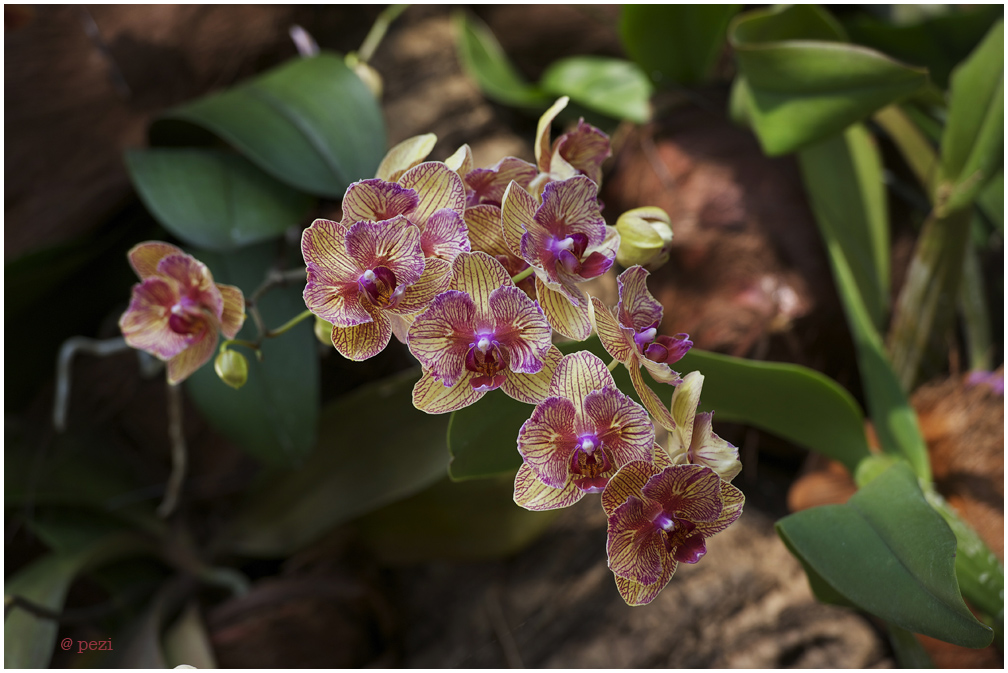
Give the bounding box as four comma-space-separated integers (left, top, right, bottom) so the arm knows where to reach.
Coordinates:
488, 285, 552, 374
535, 177, 606, 245
463, 204, 508, 255
584, 387, 654, 466
407, 289, 476, 385
640, 356, 681, 386
641, 465, 723, 524
616, 265, 663, 330
217, 283, 246, 339
345, 217, 425, 288
394, 256, 453, 314
548, 351, 614, 413
330, 310, 391, 361
536, 277, 593, 341
513, 461, 584, 511
465, 156, 538, 207
517, 395, 578, 489
601, 460, 659, 516
444, 143, 474, 178
128, 241, 183, 279
119, 278, 189, 359
669, 371, 703, 455
606, 495, 665, 584
555, 119, 611, 186
534, 96, 569, 173
614, 561, 677, 607
689, 412, 743, 483
399, 161, 466, 226
590, 296, 636, 364
157, 254, 223, 317
166, 329, 217, 385
449, 251, 511, 310
700, 480, 745, 537
375, 133, 437, 182
342, 179, 419, 224
500, 181, 537, 257
389, 312, 413, 344
303, 271, 371, 327
501, 345, 562, 405
420, 208, 471, 261
412, 368, 485, 414
301, 219, 359, 282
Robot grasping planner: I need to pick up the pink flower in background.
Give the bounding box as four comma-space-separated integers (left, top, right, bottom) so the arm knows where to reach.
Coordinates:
119, 242, 245, 385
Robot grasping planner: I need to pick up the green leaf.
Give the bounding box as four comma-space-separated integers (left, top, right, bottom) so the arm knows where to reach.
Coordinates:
619, 5, 741, 86
939, 21, 1004, 213
125, 149, 314, 252
776, 461, 992, 648
185, 242, 319, 467
844, 5, 1004, 89
448, 338, 872, 481
452, 11, 550, 108
729, 4, 929, 155
220, 367, 450, 557
798, 125, 890, 329
540, 56, 653, 124
887, 624, 936, 668
4, 534, 153, 668
356, 474, 560, 563
976, 169, 1003, 234
149, 53, 386, 199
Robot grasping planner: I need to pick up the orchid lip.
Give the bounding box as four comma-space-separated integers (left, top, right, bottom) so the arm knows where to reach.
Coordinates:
652, 511, 675, 531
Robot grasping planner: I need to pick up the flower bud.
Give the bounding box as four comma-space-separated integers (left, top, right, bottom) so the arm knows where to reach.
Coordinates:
345, 53, 383, 99
314, 315, 335, 347
615, 206, 674, 270
214, 349, 248, 390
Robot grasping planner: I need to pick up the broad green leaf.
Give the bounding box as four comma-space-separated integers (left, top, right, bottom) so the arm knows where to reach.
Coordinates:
448, 338, 872, 480
452, 11, 550, 108
185, 243, 319, 467
939, 21, 1004, 213
221, 367, 450, 557
887, 624, 936, 668
356, 474, 560, 563
125, 148, 313, 252
619, 5, 742, 86
540, 56, 653, 124
776, 462, 993, 648
844, 5, 1004, 89
729, 5, 929, 155
798, 125, 890, 329
150, 53, 385, 198
976, 169, 1003, 234
4, 533, 153, 668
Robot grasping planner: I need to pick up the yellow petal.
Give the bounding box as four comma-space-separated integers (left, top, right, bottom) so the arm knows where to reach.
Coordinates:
412, 368, 484, 414
375, 133, 437, 182
536, 277, 593, 341
217, 283, 246, 339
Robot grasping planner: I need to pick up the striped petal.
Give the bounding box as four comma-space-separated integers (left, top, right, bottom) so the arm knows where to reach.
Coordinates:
501, 345, 562, 405
420, 208, 471, 261
412, 368, 485, 414
301, 218, 359, 282
500, 181, 537, 257
444, 143, 474, 179
641, 465, 723, 524
591, 296, 636, 364
166, 330, 217, 385
513, 461, 584, 511
465, 156, 538, 207
606, 495, 665, 584
157, 254, 222, 318
700, 480, 745, 537
407, 290, 476, 386
450, 251, 512, 309
640, 355, 681, 386
375, 133, 437, 182
534, 177, 606, 245
688, 412, 742, 483
342, 179, 419, 224
128, 241, 183, 279
548, 351, 614, 414
554, 119, 611, 186
534, 96, 569, 173
669, 371, 703, 454
389, 312, 413, 344
217, 283, 246, 339
330, 310, 392, 361
614, 560, 677, 607
303, 272, 370, 327
616, 265, 662, 331
489, 285, 552, 374
464, 204, 507, 255
119, 278, 188, 359
345, 217, 425, 288
601, 460, 659, 516
394, 256, 452, 314
629, 363, 677, 431
536, 278, 593, 341
584, 386, 654, 467
399, 161, 466, 226
517, 395, 578, 489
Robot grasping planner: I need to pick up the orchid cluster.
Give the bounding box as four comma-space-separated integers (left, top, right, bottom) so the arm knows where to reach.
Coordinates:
119, 97, 743, 606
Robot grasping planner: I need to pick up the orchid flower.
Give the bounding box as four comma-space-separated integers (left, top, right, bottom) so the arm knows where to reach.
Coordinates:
591, 265, 692, 428
302, 216, 447, 360
501, 176, 619, 340
408, 251, 558, 414
119, 242, 245, 385
514, 351, 654, 511
664, 371, 742, 482
528, 96, 612, 197
602, 461, 744, 605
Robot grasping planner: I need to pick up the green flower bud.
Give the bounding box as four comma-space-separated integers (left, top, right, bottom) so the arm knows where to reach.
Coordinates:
615, 206, 674, 270
314, 315, 335, 347
214, 349, 248, 390
345, 53, 383, 100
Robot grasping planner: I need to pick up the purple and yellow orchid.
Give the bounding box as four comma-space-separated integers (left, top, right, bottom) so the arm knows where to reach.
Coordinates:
119, 242, 245, 385
591, 265, 692, 428
602, 461, 744, 606
408, 251, 558, 413
501, 176, 619, 340
513, 351, 654, 511
664, 371, 742, 482
302, 216, 447, 360
528, 96, 612, 197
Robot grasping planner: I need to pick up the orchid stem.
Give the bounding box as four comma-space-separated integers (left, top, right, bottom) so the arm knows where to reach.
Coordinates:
510, 267, 534, 284
265, 309, 314, 339
157, 382, 187, 518
357, 4, 408, 63
53, 336, 131, 432
606, 358, 619, 372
